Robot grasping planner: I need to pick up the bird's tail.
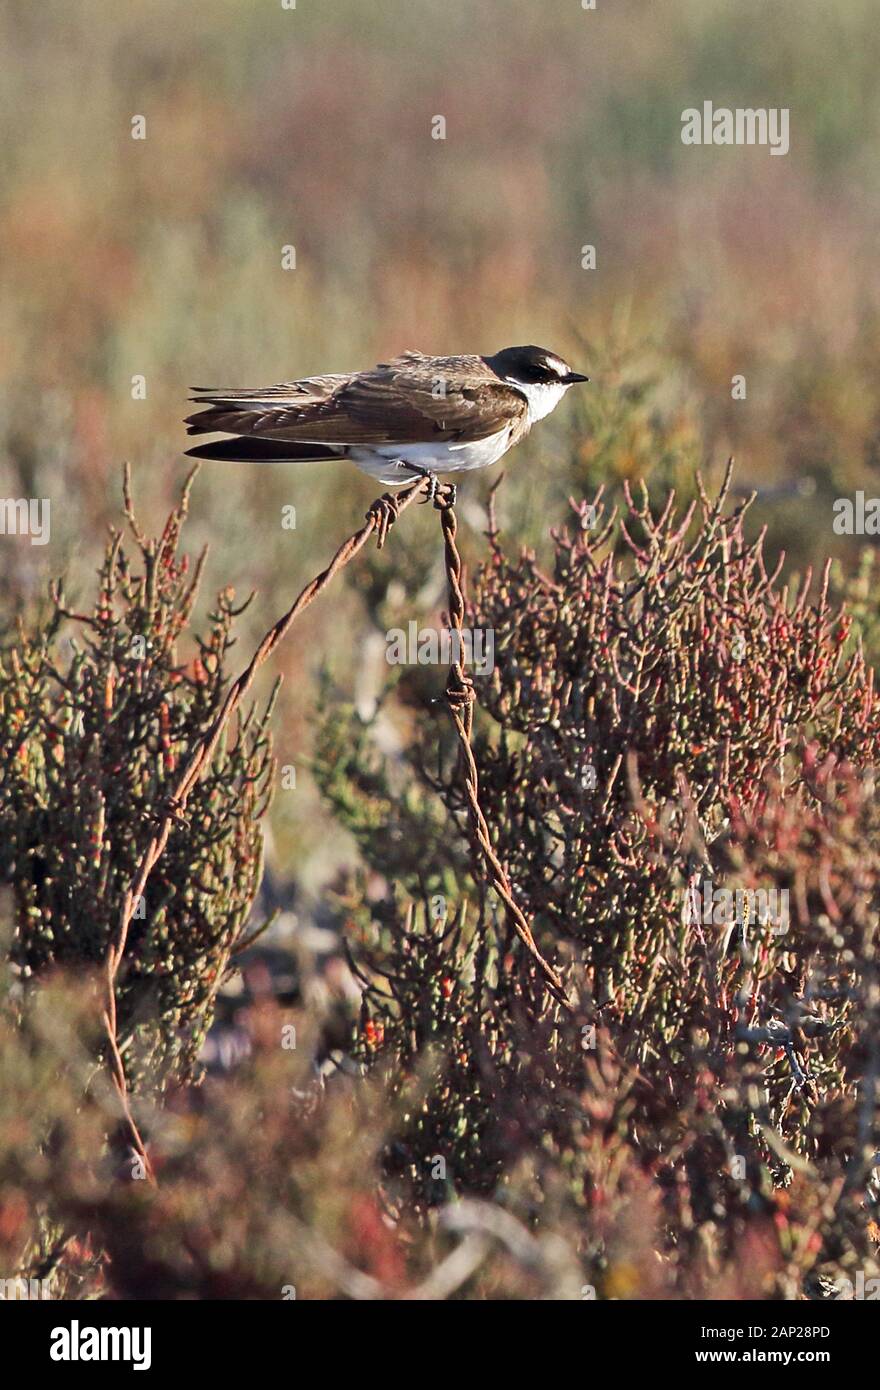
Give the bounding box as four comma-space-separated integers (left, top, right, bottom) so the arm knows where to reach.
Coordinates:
184, 438, 345, 464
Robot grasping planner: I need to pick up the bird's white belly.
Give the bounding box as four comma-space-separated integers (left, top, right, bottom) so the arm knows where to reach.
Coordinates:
349, 429, 513, 485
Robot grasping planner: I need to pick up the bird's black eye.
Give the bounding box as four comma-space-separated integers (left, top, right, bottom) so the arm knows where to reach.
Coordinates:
523, 362, 557, 384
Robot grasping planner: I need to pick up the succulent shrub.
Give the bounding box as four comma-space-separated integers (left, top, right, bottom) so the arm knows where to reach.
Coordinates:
316, 471, 880, 1295
0, 471, 275, 1091
3, 463, 880, 1300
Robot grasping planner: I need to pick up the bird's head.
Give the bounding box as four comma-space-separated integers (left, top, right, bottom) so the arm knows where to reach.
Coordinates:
484, 344, 589, 421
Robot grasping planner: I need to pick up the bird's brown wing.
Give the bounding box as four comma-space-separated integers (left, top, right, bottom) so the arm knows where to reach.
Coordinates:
337, 352, 528, 444
185, 353, 527, 444
185, 374, 351, 438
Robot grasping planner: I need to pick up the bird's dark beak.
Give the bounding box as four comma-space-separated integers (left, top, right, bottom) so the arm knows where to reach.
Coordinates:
562, 371, 589, 384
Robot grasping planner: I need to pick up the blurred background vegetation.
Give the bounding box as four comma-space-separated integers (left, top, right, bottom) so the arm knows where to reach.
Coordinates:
2, 0, 879, 903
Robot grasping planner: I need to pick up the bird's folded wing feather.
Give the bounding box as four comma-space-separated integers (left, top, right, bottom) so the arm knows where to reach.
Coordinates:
185, 354, 526, 444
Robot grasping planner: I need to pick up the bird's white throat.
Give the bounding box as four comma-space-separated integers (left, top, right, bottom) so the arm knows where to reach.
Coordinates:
505, 377, 570, 423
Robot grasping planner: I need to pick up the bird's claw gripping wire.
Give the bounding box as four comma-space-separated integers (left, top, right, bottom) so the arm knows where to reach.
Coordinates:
403, 463, 441, 504
420, 471, 440, 503
394, 461, 456, 508
419, 474, 456, 508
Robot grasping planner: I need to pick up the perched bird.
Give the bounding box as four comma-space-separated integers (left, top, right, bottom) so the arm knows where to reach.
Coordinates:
184, 345, 588, 495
